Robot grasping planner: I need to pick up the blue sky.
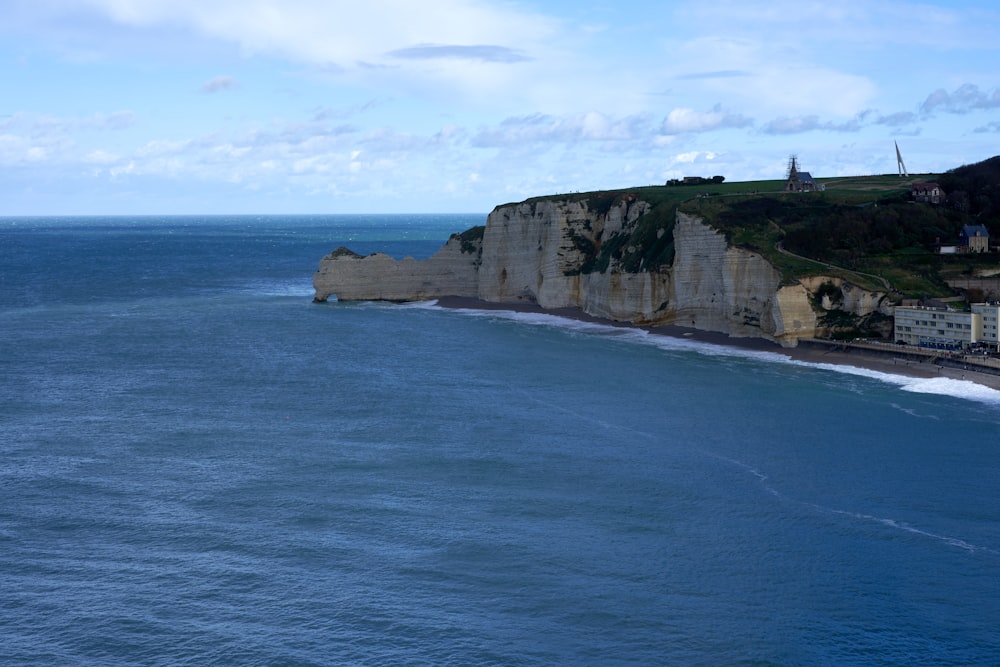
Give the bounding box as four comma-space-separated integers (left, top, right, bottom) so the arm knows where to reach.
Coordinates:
2, 0, 999, 215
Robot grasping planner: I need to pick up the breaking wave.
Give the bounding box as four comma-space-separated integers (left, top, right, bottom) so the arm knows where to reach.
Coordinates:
431, 302, 1000, 407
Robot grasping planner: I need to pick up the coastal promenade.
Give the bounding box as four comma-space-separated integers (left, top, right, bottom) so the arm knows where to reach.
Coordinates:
799, 338, 1000, 378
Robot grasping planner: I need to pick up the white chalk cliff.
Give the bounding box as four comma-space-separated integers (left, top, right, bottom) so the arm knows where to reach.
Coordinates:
314, 198, 890, 347
313, 237, 480, 302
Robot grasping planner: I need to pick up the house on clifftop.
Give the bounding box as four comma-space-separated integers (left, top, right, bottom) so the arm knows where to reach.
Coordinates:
912, 182, 944, 204
960, 224, 990, 253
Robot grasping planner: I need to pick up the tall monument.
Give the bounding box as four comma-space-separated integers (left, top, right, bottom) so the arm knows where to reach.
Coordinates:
895, 141, 908, 177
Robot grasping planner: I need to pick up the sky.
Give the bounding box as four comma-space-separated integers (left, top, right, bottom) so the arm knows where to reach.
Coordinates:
2, 0, 1000, 215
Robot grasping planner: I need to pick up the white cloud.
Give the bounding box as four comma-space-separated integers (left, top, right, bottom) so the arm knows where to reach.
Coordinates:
673, 151, 716, 164
5, 0, 1000, 213
84, 149, 120, 164
200, 75, 237, 93
0, 134, 30, 163
759, 107, 928, 135
472, 112, 654, 147
667, 34, 878, 118
110, 160, 136, 177
875, 111, 918, 127
25, 146, 48, 161
137, 138, 191, 157
208, 143, 250, 159
78, 0, 555, 70
3, 110, 136, 136
386, 44, 531, 64
0, 125, 75, 165
674, 0, 1000, 51
921, 84, 1000, 114
662, 105, 752, 134
98, 110, 136, 129
761, 116, 822, 135
21, 0, 890, 123
47, 0, 645, 117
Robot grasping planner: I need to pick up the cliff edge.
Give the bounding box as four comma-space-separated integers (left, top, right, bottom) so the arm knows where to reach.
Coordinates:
313, 198, 890, 347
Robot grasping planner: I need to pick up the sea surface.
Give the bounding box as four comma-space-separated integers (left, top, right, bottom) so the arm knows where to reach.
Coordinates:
2, 214, 999, 666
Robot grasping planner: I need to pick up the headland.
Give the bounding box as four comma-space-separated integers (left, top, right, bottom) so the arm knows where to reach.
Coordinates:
313, 156, 1000, 391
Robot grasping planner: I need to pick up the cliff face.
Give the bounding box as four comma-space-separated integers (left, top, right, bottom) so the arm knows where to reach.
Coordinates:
669, 212, 788, 337
475, 198, 672, 324
313, 199, 889, 346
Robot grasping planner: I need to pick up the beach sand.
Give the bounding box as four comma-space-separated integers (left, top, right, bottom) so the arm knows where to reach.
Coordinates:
436, 296, 1000, 391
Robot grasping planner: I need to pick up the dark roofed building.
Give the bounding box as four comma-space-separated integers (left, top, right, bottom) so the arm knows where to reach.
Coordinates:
785, 156, 821, 192
912, 182, 944, 204
960, 224, 989, 253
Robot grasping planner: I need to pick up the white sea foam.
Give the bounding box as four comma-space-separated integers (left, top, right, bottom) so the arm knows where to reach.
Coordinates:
399, 300, 443, 310
716, 453, 997, 555
435, 303, 1000, 407
785, 359, 1000, 405
244, 279, 316, 297
827, 508, 998, 555
710, 454, 781, 498
888, 403, 940, 420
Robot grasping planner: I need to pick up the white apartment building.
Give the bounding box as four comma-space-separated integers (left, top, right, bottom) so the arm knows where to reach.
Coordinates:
973, 303, 1000, 348
894, 304, 1000, 351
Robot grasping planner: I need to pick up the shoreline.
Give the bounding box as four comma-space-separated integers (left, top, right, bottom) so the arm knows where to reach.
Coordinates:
435, 296, 1000, 391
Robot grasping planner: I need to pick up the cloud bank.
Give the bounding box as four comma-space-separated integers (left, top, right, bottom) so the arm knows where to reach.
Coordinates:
921, 84, 1000, 114
387, 44, 531, 64
201, 75, 237, 93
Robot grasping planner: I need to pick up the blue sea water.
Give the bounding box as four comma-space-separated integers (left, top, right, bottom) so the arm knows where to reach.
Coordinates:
2, 214, 999, 666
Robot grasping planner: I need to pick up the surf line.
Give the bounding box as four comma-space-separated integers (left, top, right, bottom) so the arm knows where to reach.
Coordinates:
822, 507, 998, 555
428, 301, 1000, 407
709, 452, 997, 556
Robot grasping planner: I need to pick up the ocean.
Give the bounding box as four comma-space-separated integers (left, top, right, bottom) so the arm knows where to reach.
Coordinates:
2, 214, 999, 666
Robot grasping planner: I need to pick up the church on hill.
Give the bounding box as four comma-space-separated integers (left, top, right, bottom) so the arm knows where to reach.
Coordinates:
785, 156, 822, 192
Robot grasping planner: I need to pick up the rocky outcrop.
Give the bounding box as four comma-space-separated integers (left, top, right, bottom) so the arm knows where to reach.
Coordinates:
798, 276, 893, 316
313, 198, 889, 347
313, 234, 480, 302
